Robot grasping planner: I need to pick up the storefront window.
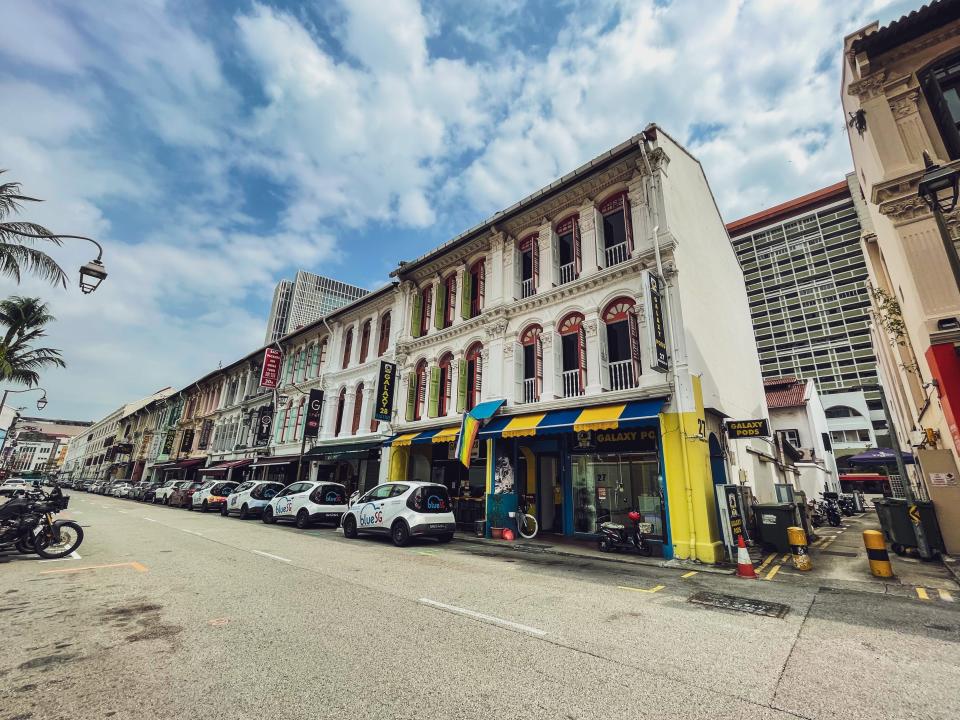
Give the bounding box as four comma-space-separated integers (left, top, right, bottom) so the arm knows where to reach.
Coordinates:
572, 452, 662, 537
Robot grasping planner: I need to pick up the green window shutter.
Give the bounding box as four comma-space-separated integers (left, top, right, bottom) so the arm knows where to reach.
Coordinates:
434, 285, 446, 329
456, 359, 468, 412
428, 366, 441, 417
461, 271, 472, 320
405, 372, 416, 421
411, 291, 423, 338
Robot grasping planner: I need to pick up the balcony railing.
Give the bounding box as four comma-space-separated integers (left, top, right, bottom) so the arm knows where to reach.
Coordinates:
605, 241, 630, 267
609, 359, 637, 391
562, 369, 582, 397
559, 262, 576, 285
522, 378, 539, 403
521, 278, 536, 298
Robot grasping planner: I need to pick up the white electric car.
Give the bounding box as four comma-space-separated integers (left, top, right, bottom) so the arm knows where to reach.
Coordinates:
341, 481, 456, 546
152, 480, 185, 504
192, 480, 238, 512
223, 480, 284, 519
261, 481, 348, 529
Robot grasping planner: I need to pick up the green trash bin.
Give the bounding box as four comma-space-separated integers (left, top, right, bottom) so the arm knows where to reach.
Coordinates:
874, 498, 946, 555
752, 503, 798, 553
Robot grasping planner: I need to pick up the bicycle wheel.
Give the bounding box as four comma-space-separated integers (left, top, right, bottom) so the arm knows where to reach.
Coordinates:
517, 513, 538, 539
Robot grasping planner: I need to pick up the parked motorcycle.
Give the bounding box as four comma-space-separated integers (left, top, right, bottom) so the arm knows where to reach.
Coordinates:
808, 500, 824, 528
597, 511, 653, 556
821, 495, 842, 527
838, 495, 856, 516
0, 483, 83, 559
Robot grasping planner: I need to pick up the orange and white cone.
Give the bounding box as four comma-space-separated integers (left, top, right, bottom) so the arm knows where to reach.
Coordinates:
736, 534, 757, 579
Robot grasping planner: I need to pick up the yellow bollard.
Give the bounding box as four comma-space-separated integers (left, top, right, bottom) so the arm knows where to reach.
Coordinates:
863, 530, 894, 578
787, 526, 812, 571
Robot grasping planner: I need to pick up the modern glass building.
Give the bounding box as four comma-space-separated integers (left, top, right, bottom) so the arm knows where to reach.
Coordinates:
264, 271, 367, 344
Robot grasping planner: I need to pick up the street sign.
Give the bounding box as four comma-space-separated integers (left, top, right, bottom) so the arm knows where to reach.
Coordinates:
643, 270, 669, 372
726, 419, 770, 439
259, 348, 283, 389
908, 504, 921, 524
304, 389, 324, 439
374, 360, 398, 422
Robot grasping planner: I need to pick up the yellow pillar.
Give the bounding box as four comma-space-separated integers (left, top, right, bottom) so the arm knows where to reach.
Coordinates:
387, 445, 409, 481
659, 376, 723, 563
863, 530, 894, 578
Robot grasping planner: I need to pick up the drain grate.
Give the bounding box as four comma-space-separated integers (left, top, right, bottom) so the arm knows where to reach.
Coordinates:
819, 550, 858, 558
688, 591, 789, 618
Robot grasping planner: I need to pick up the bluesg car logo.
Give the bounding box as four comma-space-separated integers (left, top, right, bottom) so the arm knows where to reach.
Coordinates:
426, 494, 444, 510
358, 502, 382, 527
325, 491, 340, 503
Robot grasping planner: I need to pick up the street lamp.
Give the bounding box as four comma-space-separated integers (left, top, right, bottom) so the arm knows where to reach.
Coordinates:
0, 387, 50, 469
918, 150, 960, 290
7, 230, 108, 294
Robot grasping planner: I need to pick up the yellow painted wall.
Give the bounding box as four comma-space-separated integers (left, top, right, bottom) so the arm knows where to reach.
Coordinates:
659, 376, 723, 563
387, 445, 409, 481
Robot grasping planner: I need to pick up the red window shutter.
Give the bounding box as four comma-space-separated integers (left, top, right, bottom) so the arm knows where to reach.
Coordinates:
577, 326, 587, 391
573, 219, 582, 274
422, 287, 432, 336
377, 313, 390, 356
478, 263, 485, 308
531, 238, 540, 288
623, 193, 633, 251
628, 309, 642, 383
342, 330, 353, 369
351, 387, 363, 435
535, 336, 543, 396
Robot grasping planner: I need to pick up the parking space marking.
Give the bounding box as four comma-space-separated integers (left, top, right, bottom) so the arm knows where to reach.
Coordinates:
681, 571, 698, 579
252, 550, 291, 563
143, 517, 157, 522
780, 553, 790, 563
764, 564, 782, 581
916, 587, 930, 601
756, 553, 776, 573
180, 529, 205, 538
618, 584, 666, 594
38, 551, 82, 563
40, 561, 147, 575
418, 598, 546, 637
939, 589, 955, 602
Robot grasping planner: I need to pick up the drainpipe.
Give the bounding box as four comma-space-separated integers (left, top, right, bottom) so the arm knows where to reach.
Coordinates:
640, 139, 698, 561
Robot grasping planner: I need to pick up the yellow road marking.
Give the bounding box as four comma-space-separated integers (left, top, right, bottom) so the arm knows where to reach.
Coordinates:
680, 571, 698, 578
756, 553, 776, 572
764, 564, 782, 581
916, 587, 930, 600
781, 553, 790, 562
40, 561, 147, 575
618, 584, 665, 594
939, 589, 954, 602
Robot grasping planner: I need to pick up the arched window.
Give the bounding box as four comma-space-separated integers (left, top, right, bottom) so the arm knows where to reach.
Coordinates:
295, 348, 306, 382
438, 352, 454, 416
317, 337, 328, 375
341, 328, 354, 369
517, 234, 539, 299
602, 297, 640, 390
358, 320, 371, 364
518, 325, 543, 403
555, 215, 581, 284
464, 342, 483, 411
334, 388, 346, 437
558, 312, 586, 397
462, 260, 485, 320
307, 343, 318, 377
377, 312, 391, 356
277, 399, 292, 443
292, 397, 305, 441
351, 383, 364, 435
598, 191, 633, 267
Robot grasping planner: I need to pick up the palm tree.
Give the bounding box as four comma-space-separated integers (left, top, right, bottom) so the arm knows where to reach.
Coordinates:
0, 296, 66, 386
0, 171, 68, 287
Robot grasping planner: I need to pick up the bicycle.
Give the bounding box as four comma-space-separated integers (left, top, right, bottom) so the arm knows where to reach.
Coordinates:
513, 498, 538, 539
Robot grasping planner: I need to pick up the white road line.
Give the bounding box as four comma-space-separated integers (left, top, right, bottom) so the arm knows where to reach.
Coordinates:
418, 598, 546, 637
38, 551, 82, 564
180, 529, 205, 538
142, 517, 157, 522
252, 550, 291, 563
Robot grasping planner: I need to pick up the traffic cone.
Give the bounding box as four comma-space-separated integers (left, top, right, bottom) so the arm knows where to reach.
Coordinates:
736, 534, 757, 579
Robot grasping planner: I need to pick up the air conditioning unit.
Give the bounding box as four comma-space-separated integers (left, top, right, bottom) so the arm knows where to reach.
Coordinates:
909, 430, 925, 446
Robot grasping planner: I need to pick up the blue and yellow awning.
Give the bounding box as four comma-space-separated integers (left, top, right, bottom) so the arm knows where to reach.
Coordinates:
388, 426, 459, 446
478, 399, 665, 439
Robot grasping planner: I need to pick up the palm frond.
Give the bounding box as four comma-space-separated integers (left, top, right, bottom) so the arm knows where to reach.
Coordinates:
0, 242, 68, 287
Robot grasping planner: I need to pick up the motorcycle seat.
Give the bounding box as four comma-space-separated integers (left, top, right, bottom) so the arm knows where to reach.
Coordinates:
600, 522, 624, 530
0, 500, 29, 521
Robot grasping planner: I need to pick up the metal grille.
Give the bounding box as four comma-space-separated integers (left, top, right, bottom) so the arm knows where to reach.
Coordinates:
605, 242, 629, 267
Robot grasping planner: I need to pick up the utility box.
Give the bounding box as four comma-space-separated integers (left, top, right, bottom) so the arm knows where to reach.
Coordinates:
752, 503, 799, 553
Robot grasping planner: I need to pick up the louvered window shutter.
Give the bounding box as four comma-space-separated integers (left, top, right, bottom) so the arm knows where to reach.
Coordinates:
577, 326, 587, 392
532, 239, 540, 290
535, 337, 543, 397
457, 359, 468, 411
629, 309, 642, 385
405, 373, 416, 421
573, 219, 582, 275
460, 271, 472, 320
435, 285, 445, 330
623, 194, 634, 252
428, 367, 441, 418
411, 291, 423, 338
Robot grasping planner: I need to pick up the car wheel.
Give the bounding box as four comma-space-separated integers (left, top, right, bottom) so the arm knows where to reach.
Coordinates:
391, 520, 410, 547
295, 509, 310, 529
164, 497, 169, 505
261, 506, 274, 524
437, 533, 453, 544
342, 514, 358, 539
186, 502, 194, 511
220, 504, 230, 517
240, 503, 250, 520
201, 500, 209, 513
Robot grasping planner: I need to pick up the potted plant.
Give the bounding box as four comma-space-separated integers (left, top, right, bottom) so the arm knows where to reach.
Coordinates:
489, 494, 506, 539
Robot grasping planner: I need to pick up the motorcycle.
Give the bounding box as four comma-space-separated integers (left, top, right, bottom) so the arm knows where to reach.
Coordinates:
597, 510, 653, 556
838, 495, 856, 516
821, 495, 842, 527
0, 483, 83, 559
808, 500, 824, 528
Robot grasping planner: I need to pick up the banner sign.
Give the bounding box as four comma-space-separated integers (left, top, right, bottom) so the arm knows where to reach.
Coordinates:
643, 270, 669, 372
260, 347, 283, 388
724, 485, 747, 542
179, 428, 195, 453
198, 420, 213, 450
255, 405, 274, 446
304, 389, 324, 439
726, 419, 770, 439
374, 361, 398, 422
161, 430, 175, 456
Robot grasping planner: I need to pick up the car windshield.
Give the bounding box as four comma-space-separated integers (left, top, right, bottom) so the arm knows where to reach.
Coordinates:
235, 481, 254, 493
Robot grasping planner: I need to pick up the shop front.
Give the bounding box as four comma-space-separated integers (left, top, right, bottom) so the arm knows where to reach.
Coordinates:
159, 457, 205, 483
304, 439, 384, 498
198, 458, 254, 484
249, 456, 299, 486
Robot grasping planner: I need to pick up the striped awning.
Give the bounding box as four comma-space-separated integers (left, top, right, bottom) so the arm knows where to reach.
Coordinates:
390, 433, 419, 447
478, 399, 665, 440
388, 425, 462, 446
431, 426, 460, 444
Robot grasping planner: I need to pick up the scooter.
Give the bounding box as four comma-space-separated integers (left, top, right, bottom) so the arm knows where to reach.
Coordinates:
822, 496, 842, 527
838, 495, 856, 516
597, 511, 653, 556
808, 500, 824, 528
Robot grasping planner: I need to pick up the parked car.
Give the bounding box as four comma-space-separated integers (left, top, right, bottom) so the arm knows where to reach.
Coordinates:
223, 480, 284, 519
132, 482, 156, 501
153, 480, 185, 505
169, 481, 204, 509
88, 481, 106, 494
340, 482, 455, 546
111, 482, 134, 498
192, 481, 238, 513
261, 481, 349, 529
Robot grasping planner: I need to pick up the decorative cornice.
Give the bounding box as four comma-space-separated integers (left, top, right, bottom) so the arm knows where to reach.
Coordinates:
847, 71, 887, 100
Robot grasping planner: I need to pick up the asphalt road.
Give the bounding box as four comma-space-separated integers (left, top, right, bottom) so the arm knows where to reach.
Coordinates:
1, 493, 958, 720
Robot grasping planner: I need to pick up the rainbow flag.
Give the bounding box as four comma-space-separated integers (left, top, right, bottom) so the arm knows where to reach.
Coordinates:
454, 399, 505, 468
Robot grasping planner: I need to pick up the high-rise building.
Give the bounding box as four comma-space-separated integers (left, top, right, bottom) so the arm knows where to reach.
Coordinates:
727, 179, 888, 455
264, 271, 367, 344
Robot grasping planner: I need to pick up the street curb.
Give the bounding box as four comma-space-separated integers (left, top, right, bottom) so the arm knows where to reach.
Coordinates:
941, 553, 960, 585
455, 536, 735, 574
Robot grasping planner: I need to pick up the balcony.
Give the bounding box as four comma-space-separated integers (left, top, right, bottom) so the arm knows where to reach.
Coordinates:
559, 262, 576, 285
609, 359, 637, 391
562, 369, 582, 398
605, 242, 630, 267
522, 378, 539, 404
521, 278, 536, 298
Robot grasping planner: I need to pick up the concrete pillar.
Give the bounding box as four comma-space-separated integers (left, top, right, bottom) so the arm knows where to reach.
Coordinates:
538, 220, 556, 290
578, 201, 600, 274
541, 331, 557, 399
584, 316, 602, 394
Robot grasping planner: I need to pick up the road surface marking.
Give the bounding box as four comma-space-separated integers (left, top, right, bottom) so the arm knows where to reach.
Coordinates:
37, 551, 82, 564
916, 587, 930, 600
143, 517, 157, 522
618, 584, 666, 594
252, 550, 291, 563
681, 571, 698, 578
757, 553, 776, 572
180, 529, 204, 537
781, 553, 790, 563
40, 561, 147, 575
764, 564, 782, 581
939, 589, 954, 602
117, 510, 128, 514
418, 598, 546, 637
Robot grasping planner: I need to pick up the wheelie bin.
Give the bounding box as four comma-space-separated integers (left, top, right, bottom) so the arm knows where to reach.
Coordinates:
752, 503, 799, 553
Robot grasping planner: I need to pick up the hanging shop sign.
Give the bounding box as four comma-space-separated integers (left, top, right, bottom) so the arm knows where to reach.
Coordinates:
571, 428, 658, 453
255, 405, 274, 446
726, 419, 770, 439
179, 428, 195, 453
374, 360, 398, 422
259, 348, 283, 389
161, 430, 176, 456
642, 270, 669, 372
198, 420, 213, 450
304, 389, 324, 439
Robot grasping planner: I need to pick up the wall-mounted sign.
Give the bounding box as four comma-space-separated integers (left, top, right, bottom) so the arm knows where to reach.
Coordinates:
255, 405, 274, 446
571, 429, 658, 453
726, 419, 770, 439
198, 420, 213, 450
304, 389, 324, 439
260, 348, 283, 389
643, 270, 669, 372
161, 430, 175, 456
374, 360, 398, 422
179, 428, 195, 453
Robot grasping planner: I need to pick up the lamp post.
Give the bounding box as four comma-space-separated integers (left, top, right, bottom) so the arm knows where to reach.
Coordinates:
8, 231, 108, 294
0, 387, 49, 471
917, 151, 960, 292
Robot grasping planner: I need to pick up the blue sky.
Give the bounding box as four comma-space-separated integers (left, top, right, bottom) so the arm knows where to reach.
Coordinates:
0, 0, 920, 421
